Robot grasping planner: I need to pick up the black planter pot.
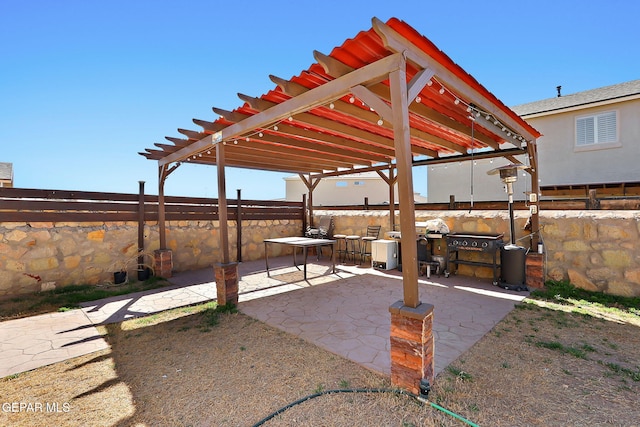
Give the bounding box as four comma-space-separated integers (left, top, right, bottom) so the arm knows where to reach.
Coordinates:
137, 267, 152, 281
114, 271, 127, 284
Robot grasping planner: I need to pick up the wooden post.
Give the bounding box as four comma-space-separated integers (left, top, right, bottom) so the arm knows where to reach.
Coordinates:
389, 63, 419, 308
302, 193, 307, 235
587, 189, 600, 210
299, 174, 320, 228
158, 165, 167, 250
527, 140, 540, 248
236, 189, 242, 263
155, 164, 173, 278
449, 195, 456, 210
216, 142, 230, 264
389, 168, 396, 231
364, 197, 369, 210
377, 167, 396, 231
137, 181, 145, 269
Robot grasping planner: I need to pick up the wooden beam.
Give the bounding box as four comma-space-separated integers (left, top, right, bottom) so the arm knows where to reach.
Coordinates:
314, 50, 500, 148
372, 17, 537, 142
412, 147, 527, 166
160, 52, 405, 166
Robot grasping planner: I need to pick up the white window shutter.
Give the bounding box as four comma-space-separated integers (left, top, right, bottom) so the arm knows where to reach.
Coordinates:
597, 111, 617, 143
577, 116, 595, 145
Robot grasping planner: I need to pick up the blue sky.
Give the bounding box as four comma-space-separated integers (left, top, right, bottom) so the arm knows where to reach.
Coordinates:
1, 0, 638, 199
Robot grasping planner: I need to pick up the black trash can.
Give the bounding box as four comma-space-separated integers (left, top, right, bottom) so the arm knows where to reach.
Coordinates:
500, 244, 527, 290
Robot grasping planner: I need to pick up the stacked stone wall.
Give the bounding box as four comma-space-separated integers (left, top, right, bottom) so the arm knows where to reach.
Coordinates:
316, 209, 640, 297
0, 219, 301, 298
2, 210, 639, 298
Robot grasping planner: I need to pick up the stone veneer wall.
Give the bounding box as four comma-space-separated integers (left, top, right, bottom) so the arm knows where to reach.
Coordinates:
0, 219, 301, 298
2, 210, 639, 298
315, 209, 640, 297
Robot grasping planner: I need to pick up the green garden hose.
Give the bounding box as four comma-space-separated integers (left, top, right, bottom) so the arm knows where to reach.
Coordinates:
251, 387, 479, 427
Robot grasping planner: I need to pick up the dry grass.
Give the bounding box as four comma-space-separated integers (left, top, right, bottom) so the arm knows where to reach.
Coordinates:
1, 296, 639, 426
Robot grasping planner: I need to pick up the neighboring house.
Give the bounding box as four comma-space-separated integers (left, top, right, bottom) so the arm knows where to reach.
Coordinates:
0, 162, 13, 188
427, 79, 640, 202
285, 171, 428, 206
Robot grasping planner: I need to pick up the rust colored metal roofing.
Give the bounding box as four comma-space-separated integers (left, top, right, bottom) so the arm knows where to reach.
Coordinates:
140, 17, 541, 176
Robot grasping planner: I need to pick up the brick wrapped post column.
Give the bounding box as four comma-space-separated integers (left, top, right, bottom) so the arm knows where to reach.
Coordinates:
214, 262, 239, 306
526, 253, 544, 289
389, 300, 435, 394
154, 249, 173, 278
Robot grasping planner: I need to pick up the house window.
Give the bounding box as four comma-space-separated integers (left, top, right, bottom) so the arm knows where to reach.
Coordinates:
354, 181, 365, 186
576, 111, 618, 147
336, 181, 348, 187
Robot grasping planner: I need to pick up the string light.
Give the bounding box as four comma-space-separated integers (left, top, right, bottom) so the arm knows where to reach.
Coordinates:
415, 96, 421, 103
427, 75, 527, 143
329, 103, 335, 109
377, 118, 384, 126
349, 96, 355, 103
258, 132, 263, 137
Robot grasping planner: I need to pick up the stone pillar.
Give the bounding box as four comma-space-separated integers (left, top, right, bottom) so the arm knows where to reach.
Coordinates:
389, 300, 435, 395
214, 262, 239, 306
526, 253, 544, 289
154, 249, 173, 278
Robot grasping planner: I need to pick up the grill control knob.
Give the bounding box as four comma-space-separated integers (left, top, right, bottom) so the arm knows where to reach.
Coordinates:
462, 241, 468, 246
472, 241, 478, 247
482, 242, 488, 248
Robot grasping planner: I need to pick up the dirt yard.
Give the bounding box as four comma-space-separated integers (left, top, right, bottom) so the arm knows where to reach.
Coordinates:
1, 298, 639, 426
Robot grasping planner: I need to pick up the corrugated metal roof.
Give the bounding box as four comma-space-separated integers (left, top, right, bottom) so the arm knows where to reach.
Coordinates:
512, 79, 640, 116
141, 17, 540, 175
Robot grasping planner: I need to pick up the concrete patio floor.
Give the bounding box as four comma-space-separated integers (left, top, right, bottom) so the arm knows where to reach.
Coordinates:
0, 256, 527, 379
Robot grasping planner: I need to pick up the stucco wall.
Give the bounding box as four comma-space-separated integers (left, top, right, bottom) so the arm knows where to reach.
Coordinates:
0, 219, 301, 298
285, 174, 398, 206
316, 209, 640, 297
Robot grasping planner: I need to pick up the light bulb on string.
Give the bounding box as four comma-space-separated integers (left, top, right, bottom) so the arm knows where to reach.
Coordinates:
415, 96, 421, 103
273, 125, 278, 131
329, 103, 335, 109
349, 96, 355, 103
439, 88, 445, 95
258, 132, 263, 137
233, 140, 238, 144
454, 99, 460, 105
377, 118, 384, 126
427, 80, 433, 86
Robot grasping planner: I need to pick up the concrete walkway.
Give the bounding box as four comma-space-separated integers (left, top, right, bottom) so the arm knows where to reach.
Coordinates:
0, 256, 527, 378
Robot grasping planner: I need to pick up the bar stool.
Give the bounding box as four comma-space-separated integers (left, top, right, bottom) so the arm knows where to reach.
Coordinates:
333, 234, 347, 263
360, 225, 381, 265
345, 234, 361, 264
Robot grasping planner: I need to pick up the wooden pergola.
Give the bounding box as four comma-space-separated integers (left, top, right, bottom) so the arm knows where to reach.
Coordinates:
140, 17, 541, 310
